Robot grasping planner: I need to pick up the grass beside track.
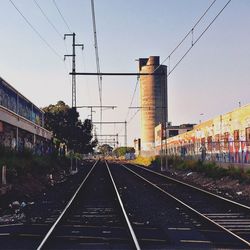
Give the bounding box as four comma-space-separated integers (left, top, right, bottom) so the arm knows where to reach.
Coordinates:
0, 146, 70, 182
132, 155, 250, 184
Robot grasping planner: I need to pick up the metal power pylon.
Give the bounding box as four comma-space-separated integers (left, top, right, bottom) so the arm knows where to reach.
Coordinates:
64, 33, 84, 108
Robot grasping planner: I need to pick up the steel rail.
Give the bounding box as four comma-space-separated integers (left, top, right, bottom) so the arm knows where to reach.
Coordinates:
105, 161, 141, 250
37, 160, 99, 250
120, 163, 250, 248
131, 163, 250, 211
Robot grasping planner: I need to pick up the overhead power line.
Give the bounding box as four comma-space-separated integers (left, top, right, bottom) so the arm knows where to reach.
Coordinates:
91, 0, 103, 135
52, 0, 72, 33
33, 0, 72, 70
9, 0, 62, 60
168, 0, 231, 76
125, 76, 139, 121
33, 0, 63, 39
128, 109, 140, 124
154, 0, 217, 73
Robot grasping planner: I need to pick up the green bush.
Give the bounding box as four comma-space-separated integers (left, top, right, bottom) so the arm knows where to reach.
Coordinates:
0, 148, 70, 180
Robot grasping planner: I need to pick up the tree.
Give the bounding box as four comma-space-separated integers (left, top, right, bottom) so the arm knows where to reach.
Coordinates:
43, 101, 96, 153
98, 144, 113, 155
43, 101, 71, 142
113, 147, 135, 157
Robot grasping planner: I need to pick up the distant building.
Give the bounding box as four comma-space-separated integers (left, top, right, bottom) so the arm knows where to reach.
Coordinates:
0, 77, 52, 153
167, 123, 195, 138
139, 56, 167, 155
155, 123, 195, 155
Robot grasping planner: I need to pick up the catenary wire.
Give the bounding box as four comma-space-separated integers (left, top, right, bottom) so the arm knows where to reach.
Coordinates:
128, 109, 140, 124
91, 0, 103, 135
154, 0, 217, 73
52, 0, 72, 33
125, 0, 218, 129
125, 76, 139, 121
168, 0, 231, 76
9, 0, 63, 61
33, 0, 63, 39
125, 0, 228, 144
33, 0, 71, 69
80, 50, 92, 105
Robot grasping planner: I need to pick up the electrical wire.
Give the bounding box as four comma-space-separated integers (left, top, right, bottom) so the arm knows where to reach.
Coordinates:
33, 0, 71, 69
126, 0, 229, 144
33, 0, 63, 39
91, 0, 103, 135
168, 0, 231, 76
125, 76, 139, 121
9, 0, 63, 61
125, 0, 219, 130
80, 50, 92, 105
128, 109, 140, 124
52, 0, 72, 33
91, 0, 102, 108
154, 0, 217, 73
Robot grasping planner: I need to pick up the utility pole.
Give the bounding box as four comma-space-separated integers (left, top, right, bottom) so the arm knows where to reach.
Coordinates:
64, 33, 83, 173
116, 133, 119, 147
125, 121, 127, 148
90, 107, 94, 121
64, 33, 84, 108
164, 67, 168, 171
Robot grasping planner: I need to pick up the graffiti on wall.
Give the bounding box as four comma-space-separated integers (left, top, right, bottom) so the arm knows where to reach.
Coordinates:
164, 105, 250, 164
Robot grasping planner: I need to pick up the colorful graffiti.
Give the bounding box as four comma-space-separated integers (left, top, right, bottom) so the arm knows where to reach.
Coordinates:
165, 104, 250, 164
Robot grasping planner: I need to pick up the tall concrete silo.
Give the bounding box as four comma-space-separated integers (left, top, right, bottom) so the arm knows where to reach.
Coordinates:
139, 56, 168, 153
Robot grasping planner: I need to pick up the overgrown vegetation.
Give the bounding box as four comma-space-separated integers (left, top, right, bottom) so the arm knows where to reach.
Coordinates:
164, 156, 250, 183
132, 154, 250, 183
98, 144, 113, 155
113, 147, 135, 157
0, 146, 70, 182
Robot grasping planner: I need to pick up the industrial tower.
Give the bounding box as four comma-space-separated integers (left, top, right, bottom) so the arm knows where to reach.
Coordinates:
139, 56, 168, 153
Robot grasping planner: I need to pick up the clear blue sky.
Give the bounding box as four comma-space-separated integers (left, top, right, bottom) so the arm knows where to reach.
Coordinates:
1, 0, 249, 146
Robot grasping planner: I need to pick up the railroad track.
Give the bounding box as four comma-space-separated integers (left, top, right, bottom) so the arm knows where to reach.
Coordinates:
37, 160, 139, 250
2, 160, 250, 249
116, 162, 250, 249
0, 161, 94, 250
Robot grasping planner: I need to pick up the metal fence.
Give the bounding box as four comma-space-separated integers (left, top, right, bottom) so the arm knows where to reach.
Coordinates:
167, 141, 250, 165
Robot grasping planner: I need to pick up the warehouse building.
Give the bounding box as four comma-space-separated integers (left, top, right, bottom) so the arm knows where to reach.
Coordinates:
0, 77, 52, 154
166, 104, 250, 165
